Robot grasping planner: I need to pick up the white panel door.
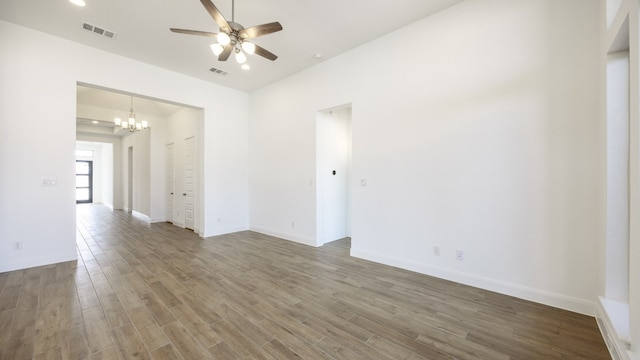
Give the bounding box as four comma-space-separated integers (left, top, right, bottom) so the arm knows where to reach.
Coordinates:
184, 137, 195, 230
165, 143, 175, 223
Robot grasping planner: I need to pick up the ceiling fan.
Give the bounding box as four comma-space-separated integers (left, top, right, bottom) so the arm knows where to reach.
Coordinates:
170, 0, 282, 69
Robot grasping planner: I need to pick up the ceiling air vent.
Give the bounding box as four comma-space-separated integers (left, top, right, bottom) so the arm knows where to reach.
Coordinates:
209, 67, 229, 76
81, 22, 116, 39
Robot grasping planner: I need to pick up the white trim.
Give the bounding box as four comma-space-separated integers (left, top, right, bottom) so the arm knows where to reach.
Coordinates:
249, 226, 317, 247
350, 247, 596, 316
132, 210, 151, 222
597, 297, 631, 360
0, 252, 77, 273
203, 226, 248, 238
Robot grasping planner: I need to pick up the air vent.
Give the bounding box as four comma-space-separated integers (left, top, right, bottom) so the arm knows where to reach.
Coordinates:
209, 67, 229, 76
81, 22, 117, 39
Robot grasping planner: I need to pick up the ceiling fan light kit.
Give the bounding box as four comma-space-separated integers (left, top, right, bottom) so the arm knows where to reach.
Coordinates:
170, 0, 282, 71
68, 0, 86, 7
210, 43, 224, 56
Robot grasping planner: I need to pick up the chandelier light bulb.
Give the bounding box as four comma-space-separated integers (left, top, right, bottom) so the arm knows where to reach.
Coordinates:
217, 32, 230, 46
241, 41, 255, 55
210, 43, 224, 56
235, 51, 247, 64
121, 120, 128, 129
114, 117, 121, 126
141, 120, 148, 129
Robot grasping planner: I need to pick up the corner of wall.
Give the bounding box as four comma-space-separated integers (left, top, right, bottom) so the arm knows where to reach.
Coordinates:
597, 297, 631, 360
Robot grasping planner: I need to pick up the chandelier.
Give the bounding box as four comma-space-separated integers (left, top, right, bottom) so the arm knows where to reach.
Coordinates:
114, 96, 148, 132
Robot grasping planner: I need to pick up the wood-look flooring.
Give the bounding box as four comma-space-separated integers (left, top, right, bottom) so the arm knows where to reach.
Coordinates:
0, 204, 610, 359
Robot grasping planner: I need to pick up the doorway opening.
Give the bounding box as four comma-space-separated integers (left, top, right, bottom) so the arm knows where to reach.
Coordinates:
316, 105, 352, 246
75, 83, 205, 235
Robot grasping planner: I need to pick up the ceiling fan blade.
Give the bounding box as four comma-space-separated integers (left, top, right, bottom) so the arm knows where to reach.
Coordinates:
170, 28, 218, 37
200, 0, 231, 33
218, 44, 233, 61
239, 22, 283, 39
253, 44, 278, 61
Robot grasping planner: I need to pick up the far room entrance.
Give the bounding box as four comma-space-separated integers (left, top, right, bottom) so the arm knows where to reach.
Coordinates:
316, 104, 353, 246
75, 83, 204, 233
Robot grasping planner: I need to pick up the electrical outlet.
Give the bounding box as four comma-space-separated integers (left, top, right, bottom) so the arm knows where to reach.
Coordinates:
13, 241, 23, 251
456, 250, 464, 261
433, 246, 440, 256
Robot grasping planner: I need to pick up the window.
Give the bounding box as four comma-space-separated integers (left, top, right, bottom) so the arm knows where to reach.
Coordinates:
76, 160, 93, 204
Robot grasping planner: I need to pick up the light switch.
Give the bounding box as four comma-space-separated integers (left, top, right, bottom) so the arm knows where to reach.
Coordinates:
42, 178, 57, 186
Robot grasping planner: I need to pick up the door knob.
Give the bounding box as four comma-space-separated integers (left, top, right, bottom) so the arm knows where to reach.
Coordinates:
170, 192, 174, 195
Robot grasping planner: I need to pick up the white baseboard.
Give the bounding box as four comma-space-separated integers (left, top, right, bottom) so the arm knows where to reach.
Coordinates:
0, 252, 77, 273
202, 226, 248, 238
132, 211, 151, 222
249, 226, 317, 247
350, 247, 596, 316
596, 297, 631, 360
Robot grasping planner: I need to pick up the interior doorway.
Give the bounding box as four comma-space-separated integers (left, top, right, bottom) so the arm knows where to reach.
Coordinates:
316, 105, 352, 246
75, 83, 204, 233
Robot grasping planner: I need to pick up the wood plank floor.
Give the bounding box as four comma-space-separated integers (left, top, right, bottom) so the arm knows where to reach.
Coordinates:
0, 204, 610, 359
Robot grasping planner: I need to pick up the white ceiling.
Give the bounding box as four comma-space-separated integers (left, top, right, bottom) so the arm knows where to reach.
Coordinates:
0, 0, 463, 92
75, 84, 189, 135
77, 85, 187, 118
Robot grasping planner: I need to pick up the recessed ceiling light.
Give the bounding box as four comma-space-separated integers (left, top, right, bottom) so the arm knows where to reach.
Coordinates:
313, 53, 324, 60
92, 120, 99, 124
241, 64, 250, 71
69, 0, 86, 7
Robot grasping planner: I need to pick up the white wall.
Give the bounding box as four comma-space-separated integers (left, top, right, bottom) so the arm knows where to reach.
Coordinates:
606, 51, 630, 302
147, 113, 166, 224
0, 20, 249, 273
249, 0, 604, 315
101, 143, 114, 209
122, 130, 151, 216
